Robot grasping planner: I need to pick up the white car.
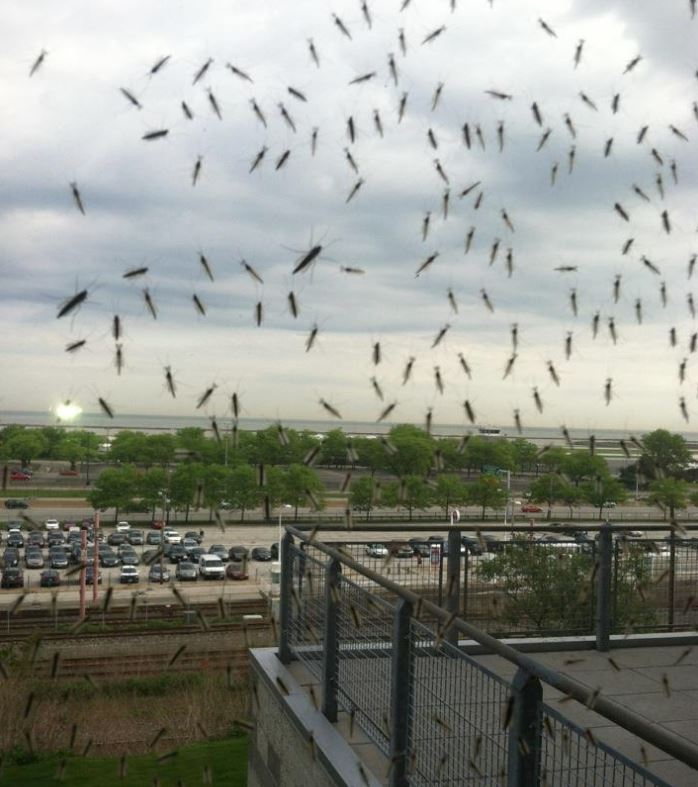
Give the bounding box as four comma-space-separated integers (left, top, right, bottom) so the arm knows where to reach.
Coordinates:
163, 529, 182, 545
45, 519, 60, 531
119, 565, 139, 584
116, 521, 131, 532
365, 543, 389, 558
199, 555, 225, 579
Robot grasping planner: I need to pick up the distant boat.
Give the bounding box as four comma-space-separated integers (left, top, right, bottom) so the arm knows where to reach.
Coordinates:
478, 427, 502, 436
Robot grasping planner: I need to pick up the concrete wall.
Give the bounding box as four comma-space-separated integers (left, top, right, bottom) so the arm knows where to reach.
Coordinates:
247, 648, 383, 787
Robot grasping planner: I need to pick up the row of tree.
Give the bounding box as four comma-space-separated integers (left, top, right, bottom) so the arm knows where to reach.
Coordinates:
86, 462, 325, 523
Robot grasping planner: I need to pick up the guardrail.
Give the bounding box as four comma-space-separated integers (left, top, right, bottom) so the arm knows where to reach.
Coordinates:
292, 523, 698, 641
278, 527, 698, 786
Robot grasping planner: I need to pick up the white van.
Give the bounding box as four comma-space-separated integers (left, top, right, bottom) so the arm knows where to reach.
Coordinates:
198, 555, 225, 580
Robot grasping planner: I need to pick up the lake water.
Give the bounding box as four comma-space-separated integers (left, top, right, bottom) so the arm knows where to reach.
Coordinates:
2, 409, 696, 445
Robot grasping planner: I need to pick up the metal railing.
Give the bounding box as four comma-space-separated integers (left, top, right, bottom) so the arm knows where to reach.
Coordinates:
278, 528, 698, 786
293, 524, 698, 640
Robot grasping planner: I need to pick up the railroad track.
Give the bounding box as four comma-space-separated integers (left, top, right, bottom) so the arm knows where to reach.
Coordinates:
0, 598, 269, 639
33, 647, 253, 680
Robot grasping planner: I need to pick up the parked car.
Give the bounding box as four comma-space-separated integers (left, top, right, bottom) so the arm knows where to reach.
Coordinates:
119, 550, 140, 567
185, 531, 203, 545
270, 543, 279, 560
49, 548, 69, 569
175, 561, 198, 581
45, 519, 60, 531
1, 567, 24, 588
166, 544, 187, 564
521, 505, 543, 513
59, 469, 79, 476
28, 531, 45, 547
4, 499, 29, 509
99, 549, 120, 568
40, 569, 61, 588
163, 529, 182, 545
10, 471, 31, 481
149, 564, 171, 583
198, 555, 225, 579
47, 532, 66, 547
128, 529, 144, 546
182, 537, 199, 552
25, 547, 45, 569
146, 531, 163, 545
85, 565, 102, 585
3, 548, 20, 568
107, 532, 128, 546
388, 542, 414, 559
119, 566, 139, 584
461, 536, 484, 556
226, 560, 249, 580
208, 544, 229, 562
150, 520, 165, 530
250, 547, 272, 562
229, 545, 249, 562
408, 539, 431, 557
116, 521, 131, 532
188, 546, 206, 563
365, 543, 389, 558
7, 532, 24, 548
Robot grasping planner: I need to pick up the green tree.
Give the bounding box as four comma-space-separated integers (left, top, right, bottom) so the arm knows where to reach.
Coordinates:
87, 465, 139, 523
528, 474, 574, 520
478, 543, 656, 635
465, 475, 508, 518
1, 430, 49, 468
563, 451, 608, 487
142, 434, 176, 466
139, 468, 168, 519
580, 476, 628, 519
109, 431, 148, 465
201, 465, 230, 516
169, 463, 202, 522
349, 477, 378, 520
649, 478, 690, 520
225, 464, 261, 521
320, 429, 348, 467
283, 464, 325, 520
438, 437, 468, 472
176, 428, 211, 461
354, 437, 385, 476
39, 426, 68, 458
641, 429, 692, 479
432, 474, 467, 516
510, 438, 538, 473
537, 446, 568, 474
395, 475, 433, 521
383, 425, 434, 478
478, 546, 595, 633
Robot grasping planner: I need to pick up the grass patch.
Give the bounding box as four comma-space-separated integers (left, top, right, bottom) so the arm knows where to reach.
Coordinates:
32, 672, 204, 702
2, 490, 89, 500
0, 737, 247, 786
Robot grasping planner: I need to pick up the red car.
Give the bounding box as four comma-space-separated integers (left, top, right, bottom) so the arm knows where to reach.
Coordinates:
59, 469, 79, 477
521, 504, 543, 513
10, 471, 32, 481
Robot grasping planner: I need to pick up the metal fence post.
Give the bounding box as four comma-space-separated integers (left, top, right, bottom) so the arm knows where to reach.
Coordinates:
437, 549, 444, 605
668, 529, 676, 629
462, 548, 470, 619
322, 558, 341, 723
278, 531, 294, 665
596, 521, 612, 652
446, 529, 461, 646
506, 667, 543, 787
390, 597, 414, 787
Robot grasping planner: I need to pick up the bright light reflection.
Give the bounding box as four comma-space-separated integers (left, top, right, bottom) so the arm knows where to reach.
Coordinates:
55, 401, 82, 421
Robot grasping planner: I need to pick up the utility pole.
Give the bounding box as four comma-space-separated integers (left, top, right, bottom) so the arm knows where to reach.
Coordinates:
92, 512, 100, 603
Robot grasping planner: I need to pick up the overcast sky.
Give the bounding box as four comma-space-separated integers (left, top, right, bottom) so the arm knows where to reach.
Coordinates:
2, 0, 698, 433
